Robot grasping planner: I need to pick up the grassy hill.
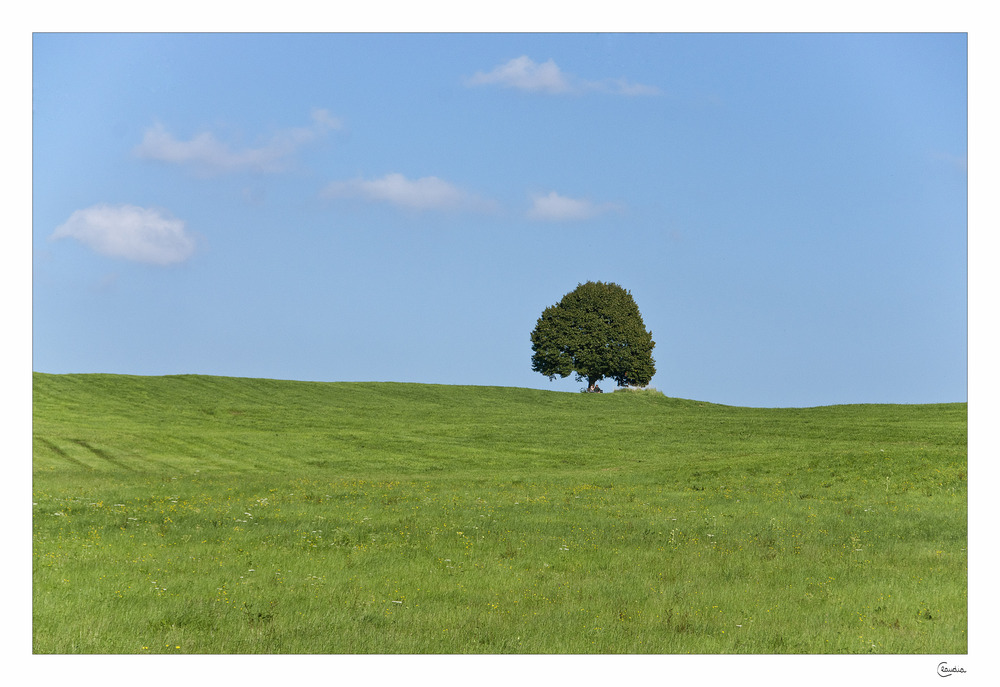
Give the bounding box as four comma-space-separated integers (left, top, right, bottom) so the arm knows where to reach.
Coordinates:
32, 373, 967, 653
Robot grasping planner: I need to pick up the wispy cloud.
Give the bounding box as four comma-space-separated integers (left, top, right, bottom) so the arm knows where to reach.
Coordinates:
527, 191, 618, 222
467, 56, 660, 96
602, 78, 661, 96
466, 56, 572, 94
51, 204, 196, 265
308, 108, 343, 131
934, 151, 967, 173
134, 108, 342, 174
322, 173, 495, 212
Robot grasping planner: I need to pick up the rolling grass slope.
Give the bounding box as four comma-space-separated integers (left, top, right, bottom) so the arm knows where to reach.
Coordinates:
32, 373, 967, 653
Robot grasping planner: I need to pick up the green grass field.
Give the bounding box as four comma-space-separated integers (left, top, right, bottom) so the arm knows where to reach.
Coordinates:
32, 373, 967, 654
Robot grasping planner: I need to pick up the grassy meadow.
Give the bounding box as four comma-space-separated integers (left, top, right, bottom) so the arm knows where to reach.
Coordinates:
32, 373, 967, 654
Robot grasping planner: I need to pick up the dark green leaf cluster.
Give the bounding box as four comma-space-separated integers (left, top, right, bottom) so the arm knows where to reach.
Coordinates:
530, 281, 656, 389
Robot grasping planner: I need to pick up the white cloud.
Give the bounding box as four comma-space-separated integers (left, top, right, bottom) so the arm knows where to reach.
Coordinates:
467, 56, 571, 94
309, 107, 343, 131
51, 204, 195, 265
527, 191, 617, 222
134, 109, 341, 174
467, 56, 659, 96
600, 77, 662, 96
322, 173, 494, 212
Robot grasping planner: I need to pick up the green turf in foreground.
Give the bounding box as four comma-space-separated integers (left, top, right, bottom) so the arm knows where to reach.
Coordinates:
32, 373, 967, 653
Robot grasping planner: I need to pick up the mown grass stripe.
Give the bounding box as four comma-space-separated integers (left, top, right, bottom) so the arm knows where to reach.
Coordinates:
68, 439, 136, 472
34, 435, 94, 471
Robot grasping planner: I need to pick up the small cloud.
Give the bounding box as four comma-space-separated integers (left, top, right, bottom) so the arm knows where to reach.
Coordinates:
134, 123, 287, 173
322, 173, 494, 212
466, 56, 571, 94
467, 56, 659, 96
134, 109, 341, 174
934, 151, 967, 173
309, 108, 343, 131
51, 204, 195, 265
527, 191, 617, 221
599, 77, 661, 96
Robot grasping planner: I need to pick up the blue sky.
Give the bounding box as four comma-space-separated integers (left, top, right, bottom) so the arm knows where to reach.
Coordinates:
31, 33, 968, 407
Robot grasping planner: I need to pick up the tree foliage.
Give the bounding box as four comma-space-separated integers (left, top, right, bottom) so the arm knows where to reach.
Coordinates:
530, 281, 656, 391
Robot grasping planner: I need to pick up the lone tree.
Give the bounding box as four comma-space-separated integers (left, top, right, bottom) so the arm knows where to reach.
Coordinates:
530, 281, 656, 392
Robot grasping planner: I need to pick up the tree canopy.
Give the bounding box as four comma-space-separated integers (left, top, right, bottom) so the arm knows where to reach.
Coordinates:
530, 281, 656, 391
